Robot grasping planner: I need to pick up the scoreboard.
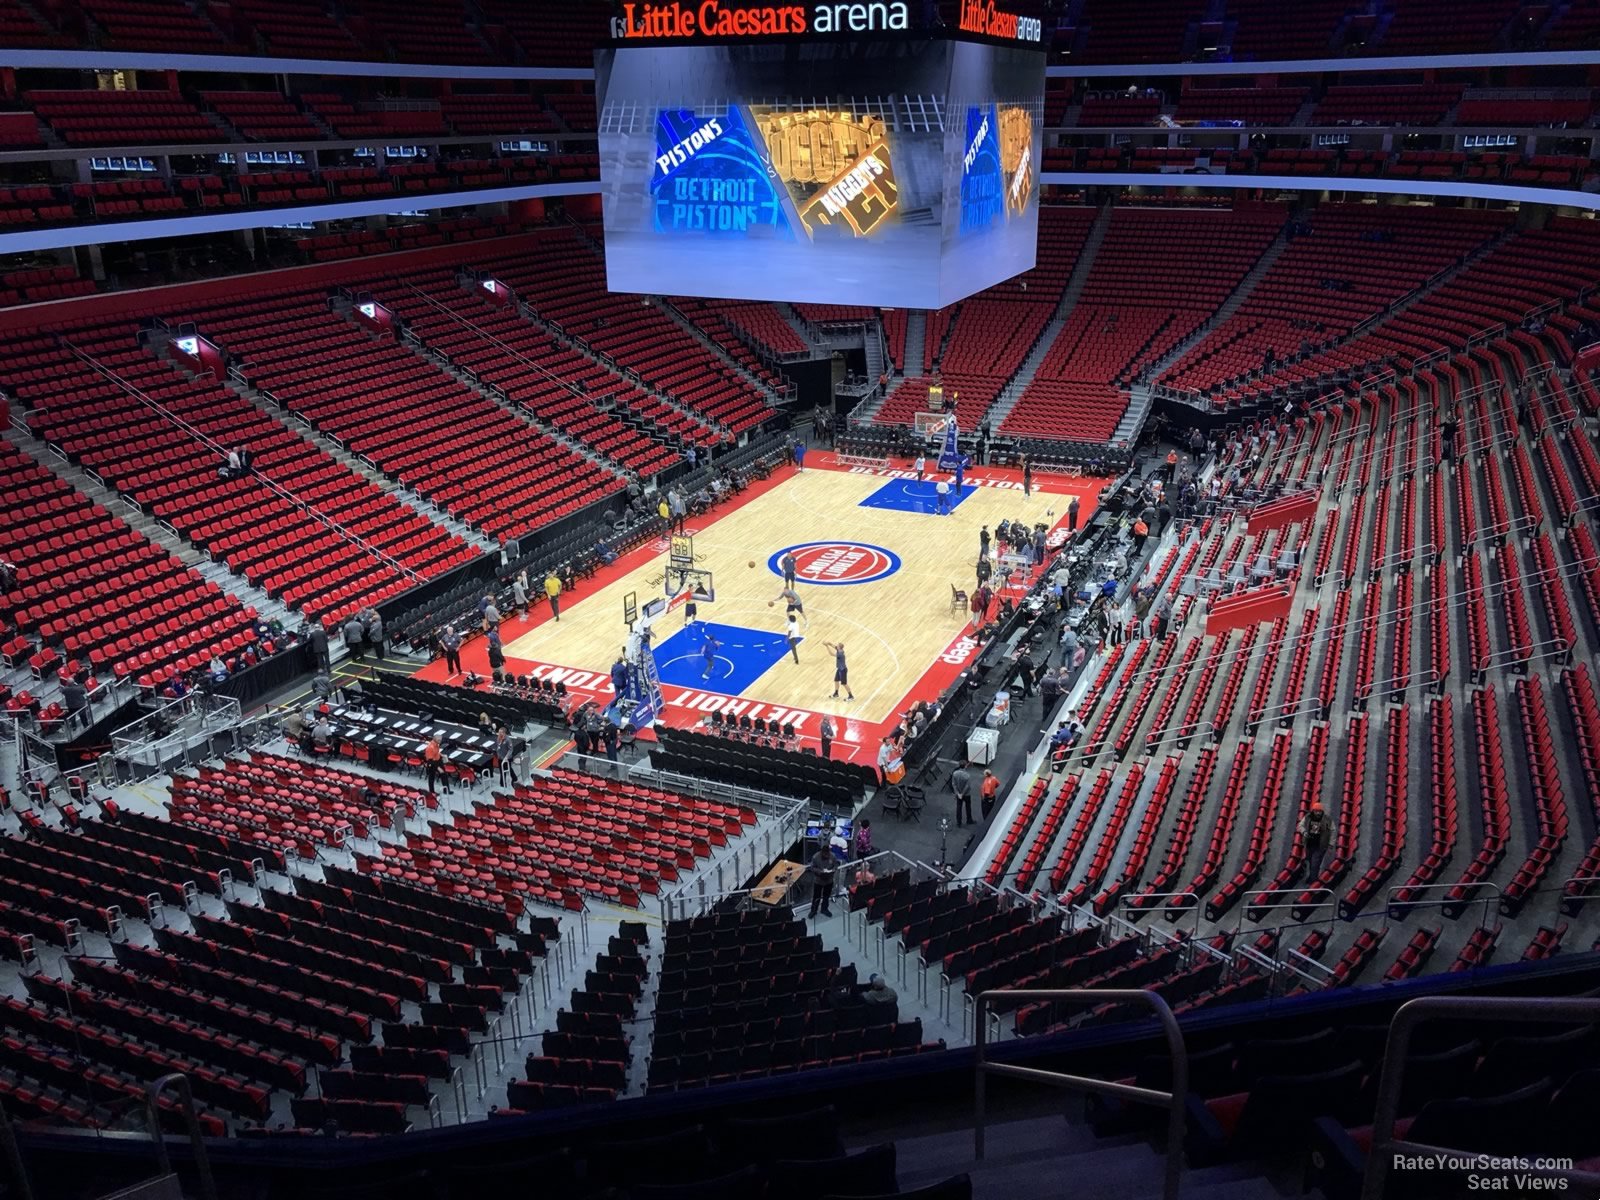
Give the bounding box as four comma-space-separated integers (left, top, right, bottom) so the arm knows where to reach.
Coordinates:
594, 1, 1046, 308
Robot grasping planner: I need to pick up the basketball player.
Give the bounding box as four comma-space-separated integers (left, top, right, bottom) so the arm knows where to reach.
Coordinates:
772, 584, 808, 629
822, 640, 855, 701
785, 612, 802, 664
701, 632, 721, 682
780, 550, 798, 587
913, 453, 926, 481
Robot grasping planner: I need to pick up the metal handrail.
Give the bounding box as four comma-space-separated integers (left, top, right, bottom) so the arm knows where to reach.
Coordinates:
143, 1074, 218, 1200
1384, 881, 1501, 927
1360, 996, 1600, 1200
975, 988, 1186, 1200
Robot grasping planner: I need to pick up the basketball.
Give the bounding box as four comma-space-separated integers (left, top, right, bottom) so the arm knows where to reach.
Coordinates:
748, 560, 755, 568
768, 600, 775, 607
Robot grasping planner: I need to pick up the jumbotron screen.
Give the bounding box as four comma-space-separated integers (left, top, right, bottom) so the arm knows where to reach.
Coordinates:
594, 37, 1045, 307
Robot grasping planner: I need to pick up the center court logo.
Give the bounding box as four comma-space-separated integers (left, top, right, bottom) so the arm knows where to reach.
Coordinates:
770, 541, 900, 585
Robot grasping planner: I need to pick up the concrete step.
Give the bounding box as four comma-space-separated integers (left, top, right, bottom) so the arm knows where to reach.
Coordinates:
985, 202, 1114, 429
903, 309, 928, 376
4, 421, 294, 629
890, 1113, 1286, 1200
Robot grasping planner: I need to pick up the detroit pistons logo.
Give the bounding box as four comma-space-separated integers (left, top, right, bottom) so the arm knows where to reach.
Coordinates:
770, 542, 901, 586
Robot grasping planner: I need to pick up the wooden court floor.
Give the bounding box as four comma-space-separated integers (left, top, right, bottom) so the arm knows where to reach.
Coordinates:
500, 460, 1099, 742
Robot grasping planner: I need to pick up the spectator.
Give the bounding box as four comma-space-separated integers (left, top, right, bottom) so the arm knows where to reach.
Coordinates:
512, 571, 530, 619
854, 818, 873, 858
343, 615, 365, 662
806, 843, 837, 918
62, 679, 88, 729
1151, 594, 1172, 640
819, 713, 835, 759
208, 656, 229, 684
1301, 802, 1329, 878
486, 630, 505, 673
862, 973, 897, 1007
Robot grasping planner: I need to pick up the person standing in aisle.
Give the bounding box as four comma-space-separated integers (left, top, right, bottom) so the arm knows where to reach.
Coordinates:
1301, 802, 1329, 879
423, 733, 445, 796
951, 761, 974, 826
307, 621, 330, 671
494, 726, 513, 787
343, 614, 365, 663
823, 640, 855, 701
806, 842, 838, 917
544, 569, 562, 621
980, 768, 1000, 821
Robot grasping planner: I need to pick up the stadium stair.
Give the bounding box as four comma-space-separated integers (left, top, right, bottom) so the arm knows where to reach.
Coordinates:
983, 202, 1113, 431
3, 405, 300, 634
339, 292, 636, 485
885, 1114, 1286, 1200
655, 298, 795, 408
201, 336, 497, 556
508, 298, 733, 445
1136, 219, 1295, 385
900, 310, 928, 385
774, 302, 835, 356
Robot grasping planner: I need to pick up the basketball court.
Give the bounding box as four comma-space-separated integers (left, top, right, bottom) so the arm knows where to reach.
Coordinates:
414, 452, 1111, 762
